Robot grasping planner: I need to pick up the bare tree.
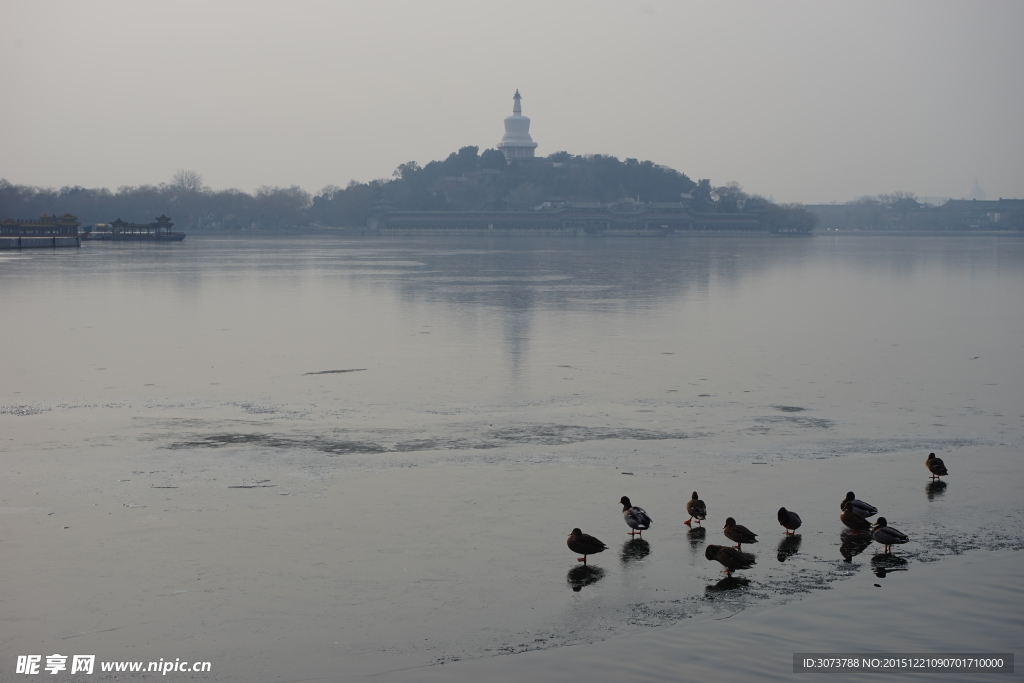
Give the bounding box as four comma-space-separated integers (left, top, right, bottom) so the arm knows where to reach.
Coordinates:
171, 169, 206, 193
878, 190, 917, 208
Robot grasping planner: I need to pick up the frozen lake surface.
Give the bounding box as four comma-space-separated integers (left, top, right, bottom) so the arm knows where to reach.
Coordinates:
2, 234, 1022, 681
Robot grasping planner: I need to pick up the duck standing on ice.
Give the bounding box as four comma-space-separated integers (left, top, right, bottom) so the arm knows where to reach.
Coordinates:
567, 528, 607, 565
871, 517, 910, 553
705, 544, 755, 574
777, 507, 802, 535
723, 517, 758, 549
620, 496, 652, 537
840, 491, 878, 519
841, 505, 872, 535
926, 453, 949, 480
685, 491, 707, 527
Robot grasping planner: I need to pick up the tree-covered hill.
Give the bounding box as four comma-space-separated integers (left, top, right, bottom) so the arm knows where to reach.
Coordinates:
1, 148, 816, 232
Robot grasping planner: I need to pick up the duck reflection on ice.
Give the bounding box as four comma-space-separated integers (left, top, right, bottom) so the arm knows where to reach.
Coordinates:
567, 565, 606, 592
926, 480, 947, 500
776, 534, 802, 562
687, 526, 707, 551
706, 575, 750, 592
620, 538, 651, 564
871, 554, 909, 578
840, 531, 873, 562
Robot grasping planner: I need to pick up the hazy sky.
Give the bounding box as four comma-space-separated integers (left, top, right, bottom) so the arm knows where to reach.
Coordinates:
2, 1, 1022, 203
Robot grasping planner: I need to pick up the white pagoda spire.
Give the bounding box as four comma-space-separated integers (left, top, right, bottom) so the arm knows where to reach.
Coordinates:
498, 89, 537, 161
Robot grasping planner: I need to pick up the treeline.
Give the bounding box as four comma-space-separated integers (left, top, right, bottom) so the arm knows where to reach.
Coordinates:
0, 173, 318, 232
1, 148, 816, 231
808, 193, 1024, 231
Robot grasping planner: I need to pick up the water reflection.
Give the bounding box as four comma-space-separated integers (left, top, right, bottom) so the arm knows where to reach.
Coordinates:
776, 534, 802, 562
501, 293, 532, 389
620, 538, 651, 564
871, 554, 909, 578
390, 238, 791, 387
926, 480, 948, 500
840, 532, 873, 563
706, 575, 750, 592
567, 565, 606, 592
687, 526, 707, 553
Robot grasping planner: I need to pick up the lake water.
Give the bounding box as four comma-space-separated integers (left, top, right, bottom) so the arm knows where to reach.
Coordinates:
2, 234, 1022, 681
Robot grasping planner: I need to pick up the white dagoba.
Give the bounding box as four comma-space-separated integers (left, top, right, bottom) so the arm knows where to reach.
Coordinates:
497, 90, 538, 161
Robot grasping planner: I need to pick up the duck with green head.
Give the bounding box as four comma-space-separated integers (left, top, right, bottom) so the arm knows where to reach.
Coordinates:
620, 496, 652, 537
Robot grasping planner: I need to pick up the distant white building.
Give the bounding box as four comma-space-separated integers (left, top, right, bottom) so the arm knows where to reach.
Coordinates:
497, 90, 538, 162
966, 179, 986, 201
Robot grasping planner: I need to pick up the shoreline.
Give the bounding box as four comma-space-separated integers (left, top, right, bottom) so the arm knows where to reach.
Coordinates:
87, 229, 1022, 238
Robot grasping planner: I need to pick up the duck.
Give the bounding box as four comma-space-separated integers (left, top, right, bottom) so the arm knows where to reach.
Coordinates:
685, 491, 707, 526
620, 496, 652, 537
567, 528, 608, 565
723, 517, 758, 549
871, 517, 909, 553
777, 507, 802, 535
926, 452, 948, 480
840, 491, 878, 519
705, 544, 755, 573
840, 505, 872, 535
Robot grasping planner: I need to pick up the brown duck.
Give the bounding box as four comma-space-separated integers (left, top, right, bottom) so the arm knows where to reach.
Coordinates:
567, 528, 608, 565
723, 517, 758, 549
926, 452, 948, 480
705, 544, 755, 573
777, 507, 802, 535
841, 505, 872, 535
685, 491, 707, 526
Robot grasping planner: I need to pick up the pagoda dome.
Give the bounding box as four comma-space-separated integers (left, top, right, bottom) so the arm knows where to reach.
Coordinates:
497, 90, 538, 161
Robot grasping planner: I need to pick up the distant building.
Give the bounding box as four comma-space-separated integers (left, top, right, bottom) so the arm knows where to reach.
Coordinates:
806, 197, 1024, 231
497, 90, 538, 162
966, 179, 986, 201
83, 215, 185, 241
940, 198, 1024, 229
0, 213, 81, 249
370, 198, 773, 235
0, 213, 80, 237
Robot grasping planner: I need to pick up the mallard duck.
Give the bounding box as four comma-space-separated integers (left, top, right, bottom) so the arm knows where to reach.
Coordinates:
840, 505, 872, 535
871, 517, 909, 553
723, 517, 758, 549
705, 544, 755, 573
620, 496, 652, 536
567, 528, 607, 565
840, 491, 878, 518
685, 491, 707, 526
926, 452, 948, 480
777, 507, 802, 535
